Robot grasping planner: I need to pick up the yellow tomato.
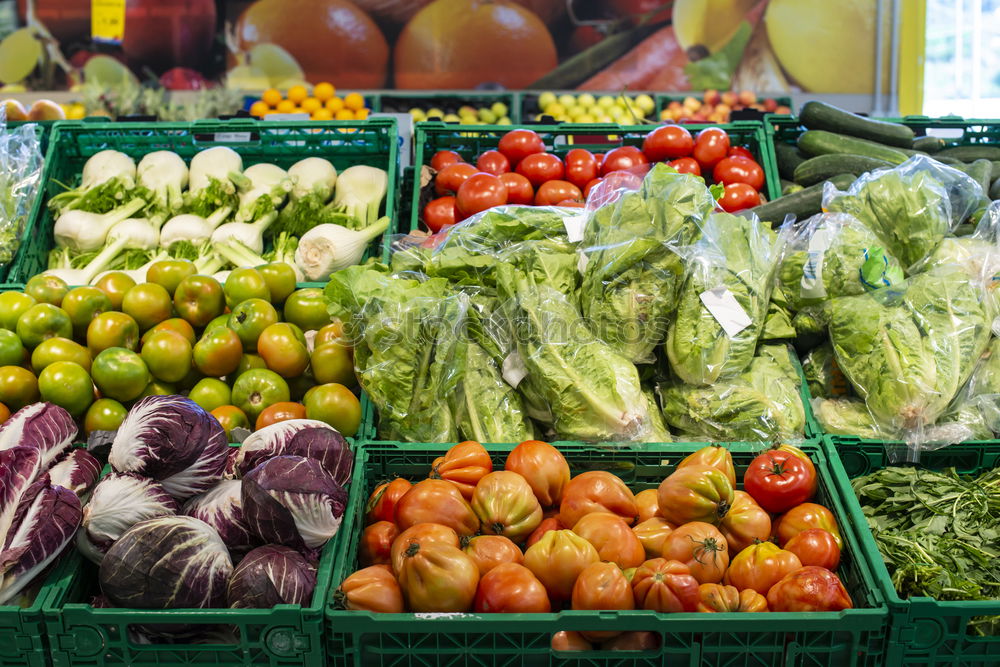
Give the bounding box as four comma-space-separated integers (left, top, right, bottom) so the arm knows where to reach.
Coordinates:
313, 82, 335, 102
344, 92, 365, 111
261, 88, 282, 107
287, 84, 309, 104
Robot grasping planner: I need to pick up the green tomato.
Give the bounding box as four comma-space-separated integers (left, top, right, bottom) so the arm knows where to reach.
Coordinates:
228, 298, 278, 352
225, 268, 271, 310
16, 303, 72, 349
0, 365, 39, 410
0, 291, 36, 331
61, 286, 112, 338
235, 353, 267, 378
38, 361, 93, 417
203, 313, 233, 335
189, 377, 232, 412
258, 262, 297, 305
283, 288, 331, 331
83, 397, 127, 434
91, 347, 150, 402
173, 275, 225, 328
25, 274, 68, 307
140, 329, 193, 383
31, 337, 92, 374
139, 380, 176, 398
146, 259, 197, 297
0, 328, 25, 367
304, 382, 361, 436
231, 368, 290, 423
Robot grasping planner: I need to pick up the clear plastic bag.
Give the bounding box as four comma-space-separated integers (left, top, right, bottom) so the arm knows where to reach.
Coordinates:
812, 397, 886, 440
801, 342, 853, 399
0, 122, 43, 266
664, 212, 785, 386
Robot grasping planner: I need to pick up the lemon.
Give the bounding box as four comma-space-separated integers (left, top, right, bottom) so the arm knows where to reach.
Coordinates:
537, 92, 556, 109
545, 103, 565, 116
249, 101, 270, 117
597, 95, 615, 109
287, 84, 309, 104
426, 108, 444, 119
491, 102, 508, 117
557, 94, 576, 108
326, 97, 345, 113
635, 94, 655, 114
577, 93, 596, 108
409, 108, 426, 121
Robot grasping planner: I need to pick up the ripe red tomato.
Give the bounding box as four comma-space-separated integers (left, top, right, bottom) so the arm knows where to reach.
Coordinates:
692, 128, 731, 168
784, 529, 841, 570
559, 471, 638, 528
463, 535, 523, 576
718, 490, 771, 554
743, 450, 817, 513
713, 156, 765, 191
600, 145, 648, 176
535, 180, 582, 206
723, 541, 802, 595
429, 440, 493, 500
728, 146, 755, 161
366, 477, 412, 524
474, 563, 551, 613
718, 182, 761, 212
583, 177, 603, 198
642, 125, 694, 161
775, 502, 842, 547
498, 172, 534, 205
572, 512, 646, 569
669, 157, 701, 176
395, 479, 479, 536
656, 464, 734, 526
359, 520, 399, 566
431, 150, 463, 171
339, 565, 404, 613
661, 522, 729, 584
557, 199, 585, 208
516, 153, 565, 188
470, 470, 543, 542
504, 440, 570, 508
456, 173, 508, 218
696, 583, 768, 612
767, 566, 853, 612
571, 562, 634, 641
497, 129, 545, 166
390, 523, 460, 574
434, 163, 477, 196
476, 150, 510, 175
564, 148, 599, 189
422, 196, 457, 233
631, 558, 700, 612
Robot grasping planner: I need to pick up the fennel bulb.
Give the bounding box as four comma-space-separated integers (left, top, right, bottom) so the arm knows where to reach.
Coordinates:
160, 207, 233, 248
294, 216, 389, 281
289, 158, 336, 202
45, 218, 159, 285
234, 164, 292, 223
212, 211, 279, 255
53, 197, 147, 252
137, 151, 188, 224
187, 147, 243, 217
49, 150, 140, 214
332, 165, 387, 230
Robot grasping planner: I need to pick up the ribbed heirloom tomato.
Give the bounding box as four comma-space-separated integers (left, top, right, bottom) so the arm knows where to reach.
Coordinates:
394, 479, 479, 536
632, 517, 674, 559
463, 535, 523, 575
724, 541, 802, 595
696, 583, 768, 613
631, 558, 700, 612
676, 445, 736, 485
661, 522, 730, 584
504, 439, 570, 508
366, 478, 411, 524
559, 471, 638, 528
571, 562, 634, 641
338, 564, 404, 613
572, 512, 646, 569
523, 529, 600, 600
359, 521, 398, 566
657, 464, 734, 526
397, 542, 479, 613
776, 502, 842, 547
718, 491, 772, 553
525, 516, 563, 548
474, 563, 550, 613
470, 471, 543, 542
784, 528, 841, 570
429, 440, 492, 500
390, 523, 459, 574
767, 566, 853, 612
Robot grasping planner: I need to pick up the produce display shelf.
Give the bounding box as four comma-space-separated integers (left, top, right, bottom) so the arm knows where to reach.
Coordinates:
402, 119, 779, 241
325, 439, 888, 667
518, 90, 657, 123
374, 91, 520, 123
656, 94, 795, 119
825, 436, 1000, 666
6, 117, 399, 285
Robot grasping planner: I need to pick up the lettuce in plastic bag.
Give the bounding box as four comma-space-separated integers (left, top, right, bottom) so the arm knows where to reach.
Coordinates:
801, 343, 853, 399
449, 338, 535, 443
813, 397, 886, 439
0, 123, 43, 266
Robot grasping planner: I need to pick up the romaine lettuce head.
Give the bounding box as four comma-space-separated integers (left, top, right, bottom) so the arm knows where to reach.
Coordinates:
813, 397, 886, 439
801, 343, 853, 400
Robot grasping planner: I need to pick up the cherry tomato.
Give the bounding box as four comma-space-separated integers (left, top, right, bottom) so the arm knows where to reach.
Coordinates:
559, 471, 638, 528
516, 153, 565, 188
423, 195, 457, 233
600, 145, 648, 176
434, 163, 477, 196
642, 125, 694, 161
744, 450, 817, 513
767, 566, 853, 612
498, 172, 533, 205
692, 127, 731, 169
728, 146, 755, 161
534, 180, 582, 206
431, 150, 463, 171
339, 564, 405, 613
583, 177, 602, 198
497, 129, 545, 166
718, 183, 761, 212
670, 157, 701, 176
474, 562, 550, 613
713, 156, 765, 191
784, 528, 841, 570
563, 148, 599, 189
456, 172, 508, 218
475, 150, 510, 175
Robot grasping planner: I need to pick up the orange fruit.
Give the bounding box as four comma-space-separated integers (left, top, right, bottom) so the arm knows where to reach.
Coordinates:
395, 0, 557, 89
301, 97, 322, 113
287, 84, 309, 104
249, 100, 270, 117
335, 109, 355, 120
311, 108, 333, 120
344, 92, 365, 111
325, 97, 345, 112
261, 88, 282, 106
234, 0, 389, 88
314, 82, 335, 101
276, 99, 296, 113
355, 108, 370, 120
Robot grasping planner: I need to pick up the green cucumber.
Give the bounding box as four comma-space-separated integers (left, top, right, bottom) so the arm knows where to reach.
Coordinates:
960, 159, 993, 193
747, 173, 856, 225
936, 145, 1000, 161
793, 154, 893, 186
932, 156, 963, 165
798, 130, 910, 165
913, 135, 946, 153
990, 177, 1000, 200
799, 100, 915, 148
774, 141, 806, 180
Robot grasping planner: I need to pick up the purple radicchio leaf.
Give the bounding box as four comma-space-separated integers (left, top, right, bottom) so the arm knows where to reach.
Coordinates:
241, 455, 347, 553
0, 402, 76, 470
223, 447, 239, 480
0, 445, 45, 550
78, 473, 179, 564
109, 395, 228, 500
233, 419, 341, 478
182, 479, 257, 554
48, 449, 102, 497
226, 544, 317, 608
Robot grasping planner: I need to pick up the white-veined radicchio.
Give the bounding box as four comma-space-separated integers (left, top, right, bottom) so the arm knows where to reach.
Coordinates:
233, 420, 351, 482
226, 544, 317, 608
48, 449, 102, 497
78, 473, 179, 564
182, 479, 257, 554
0, 402, 76, 469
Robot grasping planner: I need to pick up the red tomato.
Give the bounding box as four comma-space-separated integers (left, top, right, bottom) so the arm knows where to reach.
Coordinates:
463, 535, 523, 576
559, 471, 638, 528
431, 150, 463, 171
633, 517, 674, 559
429, 440, 493, 499
785, 529, 841, 570
395, 479, 479, 536
474, 562, 551, 613
718, 490, 771, 554
775, 502, 842, 547
771, 443, 817, 481
516, 153, 565, 188
696, 583, 768, 612
564, 148, 599, 189
723, 542, 802, 595
571, 562, 634, 641
635, 488, 661, 522
390, 523, 459, 574
657, 464, 734, 527
398, 543, 480, 612
583, 177, 603, 198
523, 529, 600, 600
551, 631, 592, 651
767, 566, 853, 612
366, 478, 411, 524
434, 163, 477, 196
692, 127, 731, 169
359, 521, 399, 566
497, 129, 545, 166
593, 152, 605, 170
456, 173, 508, 218
339, 564, 404, 613
600, 145, 648, 175
677, 445, 736, 486
642, 125, 694, 161
525, 516, 563, 548
470, 470, 543, 542
660, 522, 729, 584
631, 558, 700, 612
728, 146, 754, 161
476, 150, 510, 175
572, 512, 646, 569
422, 196, 457, 233
744, 450, 817, 513
557, 199, 585, 208
504, 440, 570, 508
718, 183, 761, 212
535, 180, 582, 206
713, 156, 765, 191
498, 172, 533, 205
669, 157, 701, 176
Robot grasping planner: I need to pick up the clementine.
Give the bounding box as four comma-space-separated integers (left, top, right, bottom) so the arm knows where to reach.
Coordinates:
394, 0, 557, 89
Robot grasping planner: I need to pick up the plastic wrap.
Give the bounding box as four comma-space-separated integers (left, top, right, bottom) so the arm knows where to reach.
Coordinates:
823, 155, 984, 271
801, 343, 852, 399
813, 397, 886, 440
777, 212, 903, 313
0, 122, 43, 266
658, 344, 806, 442
760, 286, 796, 342
932, 338, 1000, 443
578, 163, 716, 364
664, 212, 785, 386
828, 265, 991, 443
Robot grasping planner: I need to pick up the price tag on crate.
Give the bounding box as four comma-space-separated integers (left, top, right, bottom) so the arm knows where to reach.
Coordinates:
213, 132, 252, 143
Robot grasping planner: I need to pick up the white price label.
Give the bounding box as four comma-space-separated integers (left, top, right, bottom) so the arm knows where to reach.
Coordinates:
699, 286, 752, 338
502, 351, 528, 388
800, 225, 836, 300
213, 132, 252, 143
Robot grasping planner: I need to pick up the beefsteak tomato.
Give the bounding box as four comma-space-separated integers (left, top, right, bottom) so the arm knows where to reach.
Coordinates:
784, 529, 841, 570
718, 490, 772, 553
397, 543, 480, 613
775, 502, 842, 548
463, 534, 523, 575
390, 522, 460, 574
634, 488, 661, 522
657, 464, 734, 526
504, 439, 570, 508
633, 517, 674, 559
572, 512, 646, 569
572, 562, 635, 641
523, 529, 600, 600
526, 516, 563, 548
631, 558, 700, 612
724, 541, 803, 595
338, 565, 404, 613
396, 479, 479, 536
660, 521, 730, 584
743, 450, 817, 513
677, 445, 736, 486
474, 562, 551, 613
559, 471, 638, 528
471, 470, 543, 542
429, 440, 493, 500
767, 566, 853, 612
696, 583, 767, 613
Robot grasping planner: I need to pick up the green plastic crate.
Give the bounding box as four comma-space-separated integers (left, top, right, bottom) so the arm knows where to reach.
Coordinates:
897, 116, 1000, 145
7, 117, 399, 284
0, 122, 48, 282
403, 120, 780, 240
0, 570, 62, 667
824, 436, 1000, 665
325, 439, 887, 667
374, 92, 519, 123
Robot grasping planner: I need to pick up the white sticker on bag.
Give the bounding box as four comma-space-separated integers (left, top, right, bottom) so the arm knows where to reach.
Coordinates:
502, 351, 528, 388
563, 213, 586, 243
700, 286, 752, 338
800, 225, 836, 299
